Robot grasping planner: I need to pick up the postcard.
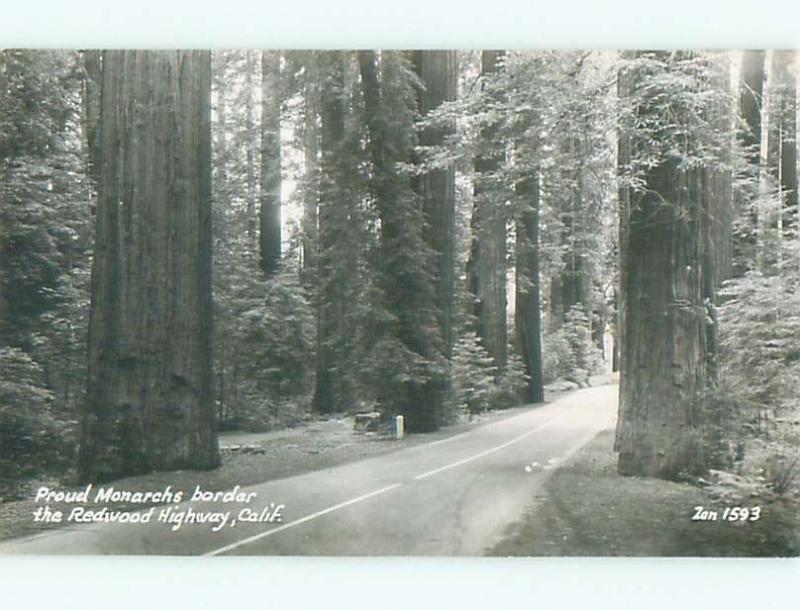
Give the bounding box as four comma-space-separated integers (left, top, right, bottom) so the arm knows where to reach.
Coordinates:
0, 48, 797, 558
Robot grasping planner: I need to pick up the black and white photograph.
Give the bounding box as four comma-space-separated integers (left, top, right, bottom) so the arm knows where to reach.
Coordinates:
0, 46, 798, 560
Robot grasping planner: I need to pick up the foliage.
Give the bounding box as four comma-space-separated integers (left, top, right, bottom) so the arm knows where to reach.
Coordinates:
541, 306, 603, 386
719, 270, 800, 410
0, 348, 74, 499
0, 50, 79, 160
353, 50, 448, 429
1, 50, 89, 350
212, 216, 317, 432
416, 51, 619, 392
1, 50, 89, 497
718, 232, 800, 493
451, 331, 497, 414
211, 51, 321, 431
494, 349, 530, 408
617, 52, 735, 190
541, 325, 572, 384
450, 330, 529, 415
562, 305, 604, 385
229, 272, 316, 431
0, 160, 65, 346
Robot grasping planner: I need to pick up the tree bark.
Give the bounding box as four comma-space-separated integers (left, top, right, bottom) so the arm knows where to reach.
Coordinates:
515, 164, 545, 403
411, 51, 458, 360
301, 77, 319, 283
767, 51, 798, 235
259, 50, 282, 276
611, 287, 620, 372
553, 137, 592, 326
82, 50, 102, 182
212, 52, 229, 198
740, 51, 765, 166
358, 51, 445, 431
78, 51, 218, 482
313, 52, 348, 414
244, 51, 257, 248
733, 50, 765, 275
700, 54, 734, 464
615, 53, 714, 479
467, 50, 508, 370
707, 54, 734, 283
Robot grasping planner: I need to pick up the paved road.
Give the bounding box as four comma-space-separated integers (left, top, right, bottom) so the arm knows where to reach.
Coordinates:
0, 385, 617, 556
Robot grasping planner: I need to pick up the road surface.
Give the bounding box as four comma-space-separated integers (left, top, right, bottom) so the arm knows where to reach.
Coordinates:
0, 385, 617, 556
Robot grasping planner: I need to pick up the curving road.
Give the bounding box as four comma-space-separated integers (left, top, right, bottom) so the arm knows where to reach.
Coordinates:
0, 384, 617, 556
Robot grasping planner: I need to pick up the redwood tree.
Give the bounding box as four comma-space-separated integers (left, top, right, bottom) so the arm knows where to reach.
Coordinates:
78, 50, 218, 482
300, 66, 320, 284
260, 50, 282, 276
739, 51, 766, 166
312, 51, 352, 414
411, 51, 458, 360
615, 52, 730, 478
734, 50, 765, 274
767, 51, 798, 235
467, 51, 508, 370
514, 161, 545, 404
509, 58, 545, 403
357, 51, 445, 431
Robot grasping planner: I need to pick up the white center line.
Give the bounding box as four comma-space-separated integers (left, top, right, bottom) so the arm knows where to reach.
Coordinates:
412, 419, 555, 481
204, 482, 403, 556
206, 417, 555, 555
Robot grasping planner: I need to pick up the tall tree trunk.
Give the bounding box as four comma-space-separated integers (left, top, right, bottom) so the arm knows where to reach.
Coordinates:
358, 51, 444, 431
245, 51, 257, 249
313, 52, 348, 414
259, 50, 282, 276
733, 50, 765, 275
701, 54, 734, 465
211, 51, 229, 413
615, 53, 714, 479
740, 51, 765, 166
411, 50, 458, 360
467, 50, 508, 370
708, 54, 735, 283
78, 51, 218, 482
301, 78, 319, 283
767, 51, 798, 237
515, 163, 545, 403
611, 287, 620, 373
212, 52, 229, 200
82, 50, 102, 182
779, 56, 798, 235
0, 53, 5, 339
553, 137, 592, 325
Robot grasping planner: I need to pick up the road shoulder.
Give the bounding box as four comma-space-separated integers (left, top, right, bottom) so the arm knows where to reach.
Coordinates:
489, 429, 800, 557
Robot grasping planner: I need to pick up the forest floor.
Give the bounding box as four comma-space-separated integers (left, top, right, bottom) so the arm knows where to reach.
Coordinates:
489, 429, 800, 557
0, 385, 587, 543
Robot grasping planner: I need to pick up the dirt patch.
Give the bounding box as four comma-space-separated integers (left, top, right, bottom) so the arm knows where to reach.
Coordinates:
489, 429, 800, 557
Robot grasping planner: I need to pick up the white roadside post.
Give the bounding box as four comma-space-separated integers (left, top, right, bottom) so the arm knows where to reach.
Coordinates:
394, 415, 405, 440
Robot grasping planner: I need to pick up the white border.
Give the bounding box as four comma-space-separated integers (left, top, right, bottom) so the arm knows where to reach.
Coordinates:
1, 0, 800, 48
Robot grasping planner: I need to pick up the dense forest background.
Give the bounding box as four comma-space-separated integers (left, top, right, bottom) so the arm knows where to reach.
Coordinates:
0, 50, 797, 500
